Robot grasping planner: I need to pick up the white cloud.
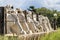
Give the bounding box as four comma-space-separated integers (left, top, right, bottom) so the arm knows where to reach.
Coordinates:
0, 0, 60, 10
40, 0, 60, 10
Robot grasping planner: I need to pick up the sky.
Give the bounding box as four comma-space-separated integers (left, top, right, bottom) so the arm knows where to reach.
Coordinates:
0, 0, 60, 11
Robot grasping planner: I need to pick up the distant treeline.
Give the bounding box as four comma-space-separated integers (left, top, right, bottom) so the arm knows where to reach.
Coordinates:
28, 6, 60, 27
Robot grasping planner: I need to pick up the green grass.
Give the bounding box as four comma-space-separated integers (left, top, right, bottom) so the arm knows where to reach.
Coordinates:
0, 36, 19, 40
0, 29, 60, 40
40, 29, 60, 40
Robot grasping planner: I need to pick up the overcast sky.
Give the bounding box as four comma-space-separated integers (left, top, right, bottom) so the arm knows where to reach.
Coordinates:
0, 0, 60, 10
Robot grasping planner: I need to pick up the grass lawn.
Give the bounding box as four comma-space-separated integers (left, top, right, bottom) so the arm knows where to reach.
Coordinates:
40, 28, 60, 40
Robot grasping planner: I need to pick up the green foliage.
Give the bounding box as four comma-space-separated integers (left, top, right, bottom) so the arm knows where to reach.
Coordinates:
0, 36, 19, 40
28, 6, 36, 12
36, 7, 53, 15
28, 6, 60, 27
57, 16, 60, 27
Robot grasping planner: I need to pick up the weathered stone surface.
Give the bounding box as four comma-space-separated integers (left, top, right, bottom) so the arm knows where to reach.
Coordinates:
5, 5, 53, 35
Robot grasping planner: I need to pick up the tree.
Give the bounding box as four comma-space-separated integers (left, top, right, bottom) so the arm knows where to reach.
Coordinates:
28, 6, 35, 19
28, 6, 39, 21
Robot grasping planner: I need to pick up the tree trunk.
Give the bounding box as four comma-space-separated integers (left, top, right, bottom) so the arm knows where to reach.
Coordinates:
53, 18, 57, 30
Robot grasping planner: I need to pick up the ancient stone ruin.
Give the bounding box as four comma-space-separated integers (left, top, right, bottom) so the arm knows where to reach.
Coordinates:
4, 5, 53, 35
0, 5, 53, 36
